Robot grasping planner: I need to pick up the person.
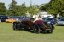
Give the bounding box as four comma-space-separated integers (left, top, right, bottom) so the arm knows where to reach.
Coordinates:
33, 15, 42, 23
38, 16, 42, 20
35, 16, 39, 20
32, 16, 38, 23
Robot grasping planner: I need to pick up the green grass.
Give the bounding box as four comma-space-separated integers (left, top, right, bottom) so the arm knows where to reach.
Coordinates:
0, 22, 64, 42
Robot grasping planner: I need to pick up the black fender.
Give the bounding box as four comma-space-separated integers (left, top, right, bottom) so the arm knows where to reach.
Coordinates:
16, 22, 24, 28
33, 23, 41, 28
13, 22, 16, 24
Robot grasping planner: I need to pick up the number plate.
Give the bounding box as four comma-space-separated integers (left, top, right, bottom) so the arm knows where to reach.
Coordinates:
46, 29, 51, 30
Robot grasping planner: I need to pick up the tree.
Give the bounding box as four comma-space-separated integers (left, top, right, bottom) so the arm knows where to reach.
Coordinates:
46, 0, 64, 17
8, 0, 27, 16
27, 4, 39, 17
0, 2, 7, 15
8, 0, 39, 17
39, 4, 49, 11
59, 0, 64, 17
20, 2, 27, 16
8, 0, 18, 16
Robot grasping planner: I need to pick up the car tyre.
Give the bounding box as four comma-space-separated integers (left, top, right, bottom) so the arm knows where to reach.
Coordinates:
50, 29, 53, 33
17, 23, 20, 30
42, 21, 52, 29
47, 29, 53, 33
33, 24, 40, 34
13, 23, 16, 30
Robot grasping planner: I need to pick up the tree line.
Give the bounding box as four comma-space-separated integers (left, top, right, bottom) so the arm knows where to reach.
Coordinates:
0, 0, 64, 17
40, 0, 64, 17
0, 0, 39, 17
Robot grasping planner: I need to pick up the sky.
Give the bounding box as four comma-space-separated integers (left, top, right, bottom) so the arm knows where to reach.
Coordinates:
0, 0, 50, 9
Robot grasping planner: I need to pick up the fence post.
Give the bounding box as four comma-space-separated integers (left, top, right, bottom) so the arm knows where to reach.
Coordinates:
12, 19, 13, 23
0, 19, 1, 22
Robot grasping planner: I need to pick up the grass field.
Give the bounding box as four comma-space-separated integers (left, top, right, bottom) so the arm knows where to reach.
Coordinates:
0, 22, 64, 42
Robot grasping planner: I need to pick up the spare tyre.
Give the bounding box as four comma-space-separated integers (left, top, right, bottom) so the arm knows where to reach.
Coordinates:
42, 21, 52, 29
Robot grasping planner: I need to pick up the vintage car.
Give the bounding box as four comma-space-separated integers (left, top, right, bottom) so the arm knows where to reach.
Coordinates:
13, 18, 54, 34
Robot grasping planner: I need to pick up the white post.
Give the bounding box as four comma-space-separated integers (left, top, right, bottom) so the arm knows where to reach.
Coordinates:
12, 19, 13, 23
0, 19, 1, 22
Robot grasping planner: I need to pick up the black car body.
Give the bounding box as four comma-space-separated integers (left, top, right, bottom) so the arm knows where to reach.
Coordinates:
0, 15, 8, 22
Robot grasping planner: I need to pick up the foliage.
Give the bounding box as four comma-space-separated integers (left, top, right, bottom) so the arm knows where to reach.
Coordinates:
0, 2, 7, 15
8, 0, 18, 16
27, 5, 39, 17
8, 0, 39, 17
20, 2, 27, 16
46, 0, 64, 17
39, 4, 49, 11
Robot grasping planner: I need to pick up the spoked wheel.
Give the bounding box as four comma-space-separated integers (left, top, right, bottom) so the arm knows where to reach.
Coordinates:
13, 23, 16, 30
42, 21, 52, 29
33, 24, 40, 34
17, 23, 20, 30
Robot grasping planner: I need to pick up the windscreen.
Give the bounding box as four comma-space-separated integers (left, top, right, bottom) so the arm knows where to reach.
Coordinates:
46, 18, 53, 20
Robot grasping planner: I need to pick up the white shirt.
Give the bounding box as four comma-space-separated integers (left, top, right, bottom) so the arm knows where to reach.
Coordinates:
35, 18, 39, 20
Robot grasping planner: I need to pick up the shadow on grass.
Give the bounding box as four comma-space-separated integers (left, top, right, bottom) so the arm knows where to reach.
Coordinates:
29, 30, 53, 34
40, 31, 53, 34
13, 28, 24, 31
13, 29, 53, 34
55, 25, 64, 26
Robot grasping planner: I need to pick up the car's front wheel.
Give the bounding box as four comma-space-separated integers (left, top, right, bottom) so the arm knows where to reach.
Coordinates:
50, 29, 53, 33
33, 24, 40, 34
47, 29, 53, 33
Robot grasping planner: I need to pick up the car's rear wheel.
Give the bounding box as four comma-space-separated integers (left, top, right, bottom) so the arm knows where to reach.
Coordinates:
33, 24, 40, 34
17, 23, 20, 30
13, 23, 16, 30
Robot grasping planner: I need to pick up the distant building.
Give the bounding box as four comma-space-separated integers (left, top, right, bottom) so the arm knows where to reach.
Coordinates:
40, 10, 53, 18
33, 10, 53, 18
